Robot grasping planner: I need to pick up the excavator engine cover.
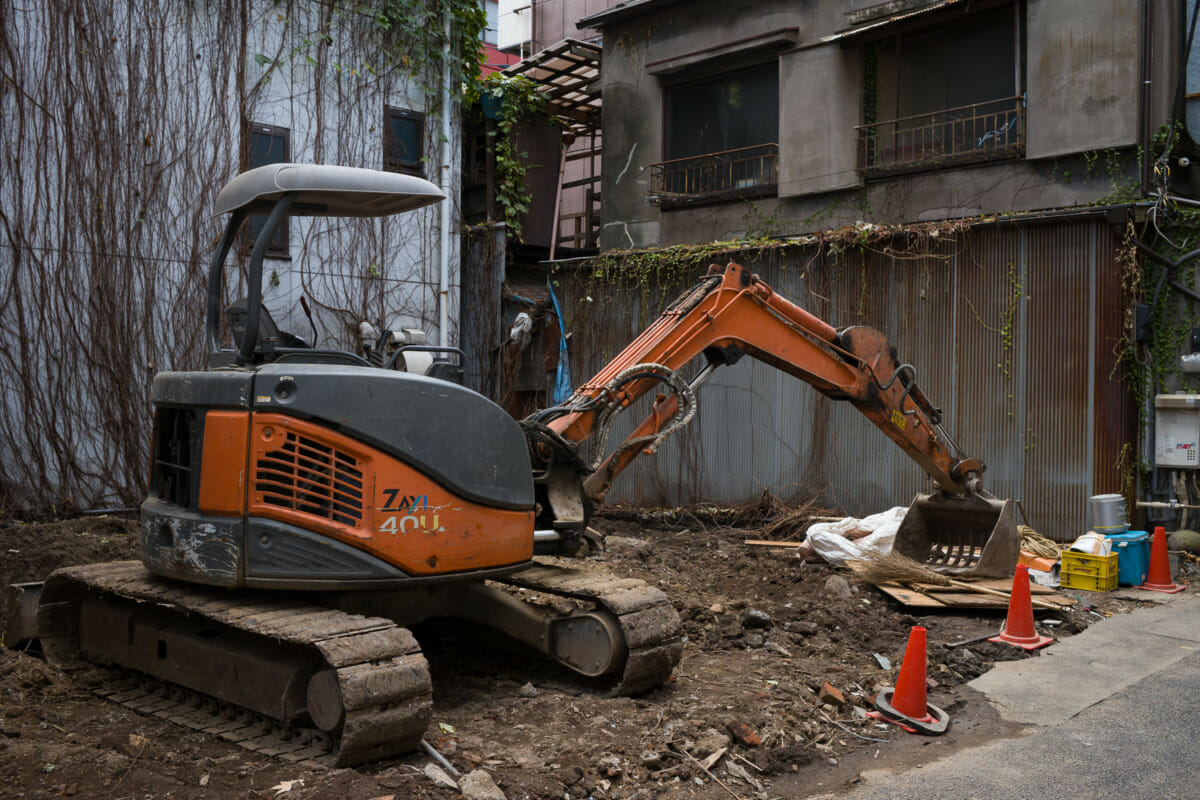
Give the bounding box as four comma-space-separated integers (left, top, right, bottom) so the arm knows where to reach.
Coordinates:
892, 494, 1020, 578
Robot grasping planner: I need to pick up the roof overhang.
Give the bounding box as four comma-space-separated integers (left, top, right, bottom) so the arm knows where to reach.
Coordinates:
822, 0, 965, 44
501, 39, 602, 135
577, 0, 685, 29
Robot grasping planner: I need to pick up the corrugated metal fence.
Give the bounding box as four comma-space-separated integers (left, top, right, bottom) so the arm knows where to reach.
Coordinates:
559, 215, 1133, 541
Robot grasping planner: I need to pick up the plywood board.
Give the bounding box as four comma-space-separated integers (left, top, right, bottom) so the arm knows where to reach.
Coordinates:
874, 582, 1074, 610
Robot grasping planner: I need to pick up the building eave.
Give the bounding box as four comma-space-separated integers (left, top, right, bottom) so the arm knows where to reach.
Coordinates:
577, 0, 686, 30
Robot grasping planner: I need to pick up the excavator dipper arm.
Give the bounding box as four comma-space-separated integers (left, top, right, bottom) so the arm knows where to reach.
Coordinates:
535, 262, 983, 506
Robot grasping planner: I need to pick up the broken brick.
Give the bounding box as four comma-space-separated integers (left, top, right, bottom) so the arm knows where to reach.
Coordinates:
818, 682, 845, 709
726, 720, 761, 747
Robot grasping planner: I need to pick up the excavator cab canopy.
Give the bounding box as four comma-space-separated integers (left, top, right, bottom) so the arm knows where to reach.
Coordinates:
214, 163, 444, 217
207, 164, 447, 368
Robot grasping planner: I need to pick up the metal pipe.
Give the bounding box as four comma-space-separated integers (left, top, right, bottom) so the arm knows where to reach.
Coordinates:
238, 195, 296, 366
1139, 500, 1200, 509
1140, 0, 1153, 195
549, 143, 567, 261
438, 4, 452, 347
206, 210, 247, 354
1150, 189, 1200, 209
1170, 280, 1200, 303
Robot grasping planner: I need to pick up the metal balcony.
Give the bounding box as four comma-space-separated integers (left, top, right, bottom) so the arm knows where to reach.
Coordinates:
857, 96, 1025, 178
649, 143, 778, 207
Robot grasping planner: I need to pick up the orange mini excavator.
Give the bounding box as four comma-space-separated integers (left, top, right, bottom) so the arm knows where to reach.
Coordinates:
13, 164, 1017, 766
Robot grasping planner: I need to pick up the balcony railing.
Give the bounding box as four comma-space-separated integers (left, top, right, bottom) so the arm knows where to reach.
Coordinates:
856, 96, 1025, 178
649, 143, 778, 207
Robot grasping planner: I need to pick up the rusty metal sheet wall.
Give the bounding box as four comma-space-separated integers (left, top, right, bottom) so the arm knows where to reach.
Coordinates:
1092, 225, 1135, 528
560, 218, 1130, 540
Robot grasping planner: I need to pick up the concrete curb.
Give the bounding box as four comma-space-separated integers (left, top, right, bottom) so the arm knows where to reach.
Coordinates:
970, 590, 1200, 726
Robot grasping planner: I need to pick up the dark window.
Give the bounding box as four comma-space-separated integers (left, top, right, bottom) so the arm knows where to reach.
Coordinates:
665, 62, 779, 161
651, 62, 779, 207
246, 123, 290, 257
384, 107, 424, 175
859, 5, 1023, 176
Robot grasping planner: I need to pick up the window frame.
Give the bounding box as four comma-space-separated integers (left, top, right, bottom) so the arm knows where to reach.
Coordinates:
662, 60, 780, 164
652, 60, 780, 208
383, 106, 426, 176
483, 0, 499, 46
857, 3, 1025, 178
244, 122, 291, 259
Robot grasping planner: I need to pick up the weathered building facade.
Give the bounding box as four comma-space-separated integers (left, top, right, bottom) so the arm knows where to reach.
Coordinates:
582, 0, 1180, 247
545, 0, 1188, 538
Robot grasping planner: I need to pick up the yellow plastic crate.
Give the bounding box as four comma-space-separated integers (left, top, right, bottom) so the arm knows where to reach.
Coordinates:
1060, 550, 1119, 592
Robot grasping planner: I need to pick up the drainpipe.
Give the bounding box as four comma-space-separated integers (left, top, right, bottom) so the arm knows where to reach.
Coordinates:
439, 4, 452, 347
1140, 0, 1153, 196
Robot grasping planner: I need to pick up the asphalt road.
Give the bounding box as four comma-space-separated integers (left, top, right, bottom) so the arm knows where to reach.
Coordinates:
815, 590, 1200, 800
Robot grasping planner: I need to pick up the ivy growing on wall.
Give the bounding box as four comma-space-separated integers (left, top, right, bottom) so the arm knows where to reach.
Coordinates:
1120, 215, 1200, 467
481, 74, 554, 241
255, 0, 487, 106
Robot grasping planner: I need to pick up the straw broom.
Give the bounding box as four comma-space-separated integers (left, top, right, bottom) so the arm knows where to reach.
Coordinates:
846, 551, 1060, 611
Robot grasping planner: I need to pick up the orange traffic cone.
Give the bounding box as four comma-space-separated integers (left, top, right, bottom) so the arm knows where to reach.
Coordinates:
988, 564, 1054, 651
867, 626, 949, 735
1138, 526, 1186, 594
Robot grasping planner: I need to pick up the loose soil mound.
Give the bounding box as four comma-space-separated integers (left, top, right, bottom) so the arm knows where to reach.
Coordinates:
0, 511, 1155, 799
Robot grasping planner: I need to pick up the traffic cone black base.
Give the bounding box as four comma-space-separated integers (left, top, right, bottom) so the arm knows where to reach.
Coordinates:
867, 690, 950, 735
868, 626, 950, 736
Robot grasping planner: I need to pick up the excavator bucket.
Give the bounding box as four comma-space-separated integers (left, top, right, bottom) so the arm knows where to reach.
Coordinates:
892, 493, 1021, 579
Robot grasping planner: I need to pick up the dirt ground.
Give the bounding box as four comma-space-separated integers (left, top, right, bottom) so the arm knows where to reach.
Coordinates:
0, 510, 1174, 800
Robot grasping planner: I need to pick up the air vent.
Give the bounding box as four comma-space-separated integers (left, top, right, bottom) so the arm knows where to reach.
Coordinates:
152, 408, 199, 507
255, 431, 364, 526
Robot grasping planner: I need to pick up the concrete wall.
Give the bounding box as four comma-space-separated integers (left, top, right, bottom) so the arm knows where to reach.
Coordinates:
536, 0, 611, 47
1026, 0, 1142, 158
594, 0, 1180, 249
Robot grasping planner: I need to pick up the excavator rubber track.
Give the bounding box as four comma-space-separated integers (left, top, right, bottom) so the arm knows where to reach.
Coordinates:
499, 563, 683, 695
37, 562, 432, 768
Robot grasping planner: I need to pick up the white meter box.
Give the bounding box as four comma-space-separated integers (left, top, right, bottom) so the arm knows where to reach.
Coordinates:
1156, 394, 1200, 468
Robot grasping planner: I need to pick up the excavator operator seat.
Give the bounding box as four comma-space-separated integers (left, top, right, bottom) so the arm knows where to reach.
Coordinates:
225, 298, 311, 358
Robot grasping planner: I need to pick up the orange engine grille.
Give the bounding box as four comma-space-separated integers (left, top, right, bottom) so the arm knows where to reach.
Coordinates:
255, 431, 365, 527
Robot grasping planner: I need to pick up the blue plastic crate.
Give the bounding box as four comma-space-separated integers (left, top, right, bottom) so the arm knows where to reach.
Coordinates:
1105, 530, 1150, 586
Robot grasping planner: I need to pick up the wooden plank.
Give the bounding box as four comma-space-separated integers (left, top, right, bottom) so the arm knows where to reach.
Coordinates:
911, 579, 1059, 596
875, 584, 947, 608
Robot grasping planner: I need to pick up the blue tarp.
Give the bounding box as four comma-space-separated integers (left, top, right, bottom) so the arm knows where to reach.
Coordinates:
546, 280, 572, 404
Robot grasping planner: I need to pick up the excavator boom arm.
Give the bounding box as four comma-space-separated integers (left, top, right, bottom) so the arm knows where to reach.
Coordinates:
544, 262, 980, 502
